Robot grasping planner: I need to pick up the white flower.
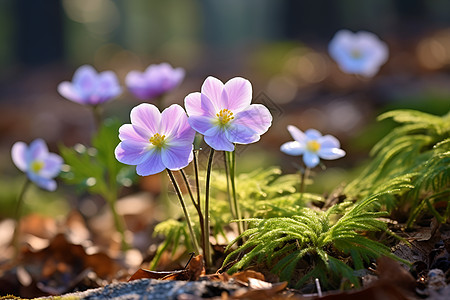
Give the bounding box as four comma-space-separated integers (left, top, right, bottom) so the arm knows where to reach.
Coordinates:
280, 125, 345, 168
328, 29, 388, 77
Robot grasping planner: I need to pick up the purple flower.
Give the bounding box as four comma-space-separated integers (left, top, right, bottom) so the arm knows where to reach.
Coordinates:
115, 103, 195, 176
184, 76, 272, 152
328, 30, 388, 77
126, 63, 185, 100
58, 65, 122, 105
11, 139, 63, 191
280, 126, 346, 168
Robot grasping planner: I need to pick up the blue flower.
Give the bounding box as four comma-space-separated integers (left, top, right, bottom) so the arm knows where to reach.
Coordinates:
280, 126, 345, 168
11, 139, 63, 191
329, 30, 388, 77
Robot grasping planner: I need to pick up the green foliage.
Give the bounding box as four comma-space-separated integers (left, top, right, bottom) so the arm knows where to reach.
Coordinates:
59, 118, 136, 200
149, 166, 319, 266
223, 184, 409, 288
149, 219, 191, 270
345, 109, 450, 225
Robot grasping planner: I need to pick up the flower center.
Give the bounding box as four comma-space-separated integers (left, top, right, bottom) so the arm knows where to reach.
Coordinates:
351, 49, 362, 59
149, 133, 166, 148
306, 140, 321, 153
31, 161, 44, 173
216, 109, 234, 126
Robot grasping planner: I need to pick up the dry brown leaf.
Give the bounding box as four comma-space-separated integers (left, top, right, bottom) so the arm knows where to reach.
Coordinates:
128, 254, 205, 282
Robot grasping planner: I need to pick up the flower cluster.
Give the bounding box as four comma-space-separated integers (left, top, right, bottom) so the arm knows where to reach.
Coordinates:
115, 76, 273, 174
58, 63, 185, 106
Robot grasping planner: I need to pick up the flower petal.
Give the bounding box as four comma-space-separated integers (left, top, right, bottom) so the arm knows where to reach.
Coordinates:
28, 172, 57, 191
188, 115, 216, 135
318, 147, 346, 160
224, 77, 252, 112
201, 76, 224, 110
287, 125, 306, 144
130, 103, 161, 135
126, 71, 155, 99
40, 153, 63, 178
57, 82, 84, 104
225, 123, 259, 144
280, 141, 305, 156
28, 139, 48, 163
135, 148, 166, 176
11, 142, 28, 172
318, 135, 341, 149
234, 104, 272, 135
160, 104, 189, 137
204, 131, 234, 151
115, 141, 150, 165
303, 152, 320, 168
161, 145, 193, 170
118, 124, 148, 142
184, 92, 216, 117
95, 71, 122, 104
304, 129, 322, 140
73, 65, 97, 98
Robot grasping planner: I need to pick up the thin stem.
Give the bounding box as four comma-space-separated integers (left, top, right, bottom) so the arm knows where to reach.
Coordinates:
166, 169, 200, 255
299, 167, 310, 198
193, 150, 201, 208
228, 150, 243, 236
105, 191, 130, 251
11, 178, 31, 258
92, 105, 102, 131
223, 152, 236, 218
180, 168, 206, 256
204, 148, 215, 269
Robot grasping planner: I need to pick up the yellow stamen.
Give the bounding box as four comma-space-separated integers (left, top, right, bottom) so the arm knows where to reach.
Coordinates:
216, 109, 234, 125
351, 49, 362, 59
31, 161, 44, 173
149, 133, 166, 147
306, 140, 321, 153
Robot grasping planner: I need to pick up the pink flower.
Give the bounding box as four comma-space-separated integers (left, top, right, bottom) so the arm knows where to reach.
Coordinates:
58, 65, 122, 105
126, 63, 185, 100
184, 76, 272, 151
280, 126, 346, 168
115, 103, 195, 176
11, 139, 63, 191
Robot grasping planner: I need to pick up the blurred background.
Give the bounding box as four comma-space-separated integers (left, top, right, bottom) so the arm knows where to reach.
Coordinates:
1, 0, 450, 218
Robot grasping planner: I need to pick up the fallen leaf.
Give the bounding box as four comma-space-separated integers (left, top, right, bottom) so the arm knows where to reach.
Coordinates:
128, 254, 205, 282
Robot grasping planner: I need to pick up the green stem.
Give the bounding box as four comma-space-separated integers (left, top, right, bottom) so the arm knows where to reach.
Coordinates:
204, 149, 215, 268
92, 105, 102, 131
105, 191, 130, 251
180, 168, 206, 257
11, 178, 31, 258
299, 167, 310, 199
166, 169, 200, 255
226, 151, 243, 236
223, 153, 236, 219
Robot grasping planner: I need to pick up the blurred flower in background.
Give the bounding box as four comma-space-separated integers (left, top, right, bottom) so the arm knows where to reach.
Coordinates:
11, 139, 63, 191
280, 125, 345, 168
125, 63, 185, 101
57, 65, 122, 105
328, 29, 389, 77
